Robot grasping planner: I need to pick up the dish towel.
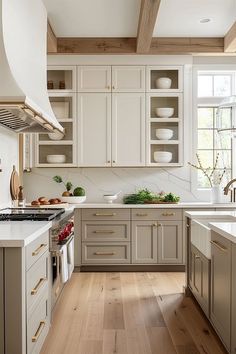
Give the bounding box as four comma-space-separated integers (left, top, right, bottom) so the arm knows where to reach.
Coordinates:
60, 245, 69, 283
67, 237, 74, 279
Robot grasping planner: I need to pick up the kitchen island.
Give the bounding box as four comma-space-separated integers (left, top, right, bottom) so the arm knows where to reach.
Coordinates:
185, 210, 236, 354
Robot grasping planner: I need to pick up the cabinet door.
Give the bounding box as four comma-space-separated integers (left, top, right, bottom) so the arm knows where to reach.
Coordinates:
211, 231, 231, 350
78, 66, 111, 92
112, 93, 145, 166
132, 221, 158, 264
158, 221, 183, 264
232, 244, 236, 354
112, 66, 145, 92
78, 93, 111, 166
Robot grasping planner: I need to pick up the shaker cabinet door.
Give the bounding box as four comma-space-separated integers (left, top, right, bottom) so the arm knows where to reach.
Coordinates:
157, 221, 183, 264
112, 93, 145, 166
78, 66, 111, 92
132, 221, 158, 264
78, 93, 112, 166
112, 66, 145, 92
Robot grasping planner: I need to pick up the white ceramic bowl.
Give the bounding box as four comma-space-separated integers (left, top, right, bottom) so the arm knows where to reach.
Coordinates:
155, 107, 174, 118
156, 129, 173, 140
103, 195, 118, 204
156, 77, 172, 89
153, 151, 172, 163
46, 154, 66, 164
48, 131, 65, 141
61, 196, 86, 204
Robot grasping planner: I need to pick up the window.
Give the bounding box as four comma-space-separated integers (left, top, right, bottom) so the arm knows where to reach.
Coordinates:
196, 71, 235, 188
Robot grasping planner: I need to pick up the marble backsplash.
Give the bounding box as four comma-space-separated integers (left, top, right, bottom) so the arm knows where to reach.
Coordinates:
23, 166, 200, 203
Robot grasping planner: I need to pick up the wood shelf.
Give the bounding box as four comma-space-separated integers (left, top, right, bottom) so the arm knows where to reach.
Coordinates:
149, 118, 180, 122
150, 140, 180, 145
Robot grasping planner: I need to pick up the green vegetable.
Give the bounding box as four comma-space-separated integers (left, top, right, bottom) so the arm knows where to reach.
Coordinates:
162, 192, 180, 203
123, 188, 180, 204
66, 182, 73, 192
73, 187, 86, 196
53, 175, 63, 184
53, 176, 73, 191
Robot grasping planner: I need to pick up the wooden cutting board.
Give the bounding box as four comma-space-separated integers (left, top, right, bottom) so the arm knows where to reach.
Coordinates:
10, 165, 20, 200
26, 203, 69, 209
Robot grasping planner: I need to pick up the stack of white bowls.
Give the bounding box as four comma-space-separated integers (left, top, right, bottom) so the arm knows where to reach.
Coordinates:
155, 107, 174, 118
156, 77, 172, 89
156, 129, 173, 140
154, 151, 172, 163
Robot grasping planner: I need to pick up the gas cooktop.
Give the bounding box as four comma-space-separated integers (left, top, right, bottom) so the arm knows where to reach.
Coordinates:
0, 208, 65, 221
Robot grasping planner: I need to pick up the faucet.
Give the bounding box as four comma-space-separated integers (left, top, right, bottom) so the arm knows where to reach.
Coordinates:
223, 178, 236, 202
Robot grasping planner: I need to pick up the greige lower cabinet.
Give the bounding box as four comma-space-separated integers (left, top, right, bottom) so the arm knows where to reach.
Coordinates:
1, 231, 50, 354
189, 244, 210, 316
158, 221, 183, 264
132, 221, 158, 263
210, 231, 231, 351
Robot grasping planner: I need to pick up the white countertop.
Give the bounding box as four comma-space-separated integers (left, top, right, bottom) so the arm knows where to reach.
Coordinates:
210, 222, 236, 244
185, 210, 236, 218
0, 221, 52, 247
73, 202, 236, 209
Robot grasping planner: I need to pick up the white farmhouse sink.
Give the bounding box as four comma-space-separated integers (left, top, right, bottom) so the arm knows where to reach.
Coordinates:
191, 216, 236, 259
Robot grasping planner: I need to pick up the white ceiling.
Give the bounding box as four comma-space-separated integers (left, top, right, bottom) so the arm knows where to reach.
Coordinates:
43, 0, 236, 38
43, 0, 141, 37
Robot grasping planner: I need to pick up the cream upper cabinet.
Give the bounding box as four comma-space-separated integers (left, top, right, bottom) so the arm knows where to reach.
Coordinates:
77, 93, 112, 166
112, 93, 145, 166
77, 66, 111, 92
112, 66, 145, 92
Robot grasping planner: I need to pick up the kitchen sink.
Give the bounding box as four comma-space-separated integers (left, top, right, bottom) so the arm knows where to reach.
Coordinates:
191, 216, 236, 259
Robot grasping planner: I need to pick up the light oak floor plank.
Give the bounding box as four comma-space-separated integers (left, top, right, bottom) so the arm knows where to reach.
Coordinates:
41, 272, 227, 354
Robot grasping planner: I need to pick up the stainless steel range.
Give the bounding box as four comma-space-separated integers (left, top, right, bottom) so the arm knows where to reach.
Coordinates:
0, 207, 65, 221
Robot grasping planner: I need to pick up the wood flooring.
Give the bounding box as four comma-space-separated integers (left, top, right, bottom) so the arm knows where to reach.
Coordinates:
41, 272, 227, 354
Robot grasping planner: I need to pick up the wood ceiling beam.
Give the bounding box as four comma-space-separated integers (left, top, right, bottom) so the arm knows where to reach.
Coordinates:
47, 21, 58, 53
52, 37, 224, 55
136, 0, 161, 53
224, 21, 236, 53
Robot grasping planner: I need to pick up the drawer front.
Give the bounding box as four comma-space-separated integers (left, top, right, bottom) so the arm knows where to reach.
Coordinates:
27, 252, 49, 314
82, 242, 130, 264
131, 209, 182, 221
27, 292, 49, 354
82, 208, 130, 221
26, 231, 49, 270
82, 221, 130, 242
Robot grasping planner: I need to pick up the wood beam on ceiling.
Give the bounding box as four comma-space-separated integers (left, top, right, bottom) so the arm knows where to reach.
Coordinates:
224, 21, 236, 53
136, 0, 161, 53
53, 37, 224, 55
47, 21, 58, 53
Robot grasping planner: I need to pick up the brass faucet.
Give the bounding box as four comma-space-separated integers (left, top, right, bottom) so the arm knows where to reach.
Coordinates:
223, 178, 236, 202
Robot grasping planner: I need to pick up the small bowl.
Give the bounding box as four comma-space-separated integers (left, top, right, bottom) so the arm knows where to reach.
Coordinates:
156, 129, 173, 140
103, 195, 118, 204
61, 196, 86, 204
48, 131, 65, 141
156, 77, 172, 89
46, 154, 66, 164
155, 107, 174, 118
154, 151, 172, 163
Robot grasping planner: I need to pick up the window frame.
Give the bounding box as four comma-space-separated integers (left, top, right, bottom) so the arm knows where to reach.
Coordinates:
192, 65, 236, 200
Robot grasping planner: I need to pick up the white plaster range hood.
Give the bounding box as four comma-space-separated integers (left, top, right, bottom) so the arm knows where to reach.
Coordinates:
0, 0, 64, 134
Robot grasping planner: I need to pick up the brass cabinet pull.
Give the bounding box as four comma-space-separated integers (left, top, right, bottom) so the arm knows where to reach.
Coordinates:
112, 85, 115, 89
112, 160, 116, 163
107, 85, 110, 90
136, 213, 148, 217
94, 252, 115, 256
152, 223, 157, 227
31, 278, 47, 295
32, 321, 46, 342
152, 223, 162, 227
94, 213, 116, 216
210, 240, 227, 252
32, 243, 47, 256
93, 230, 115, 234
195, 255, 200, 259
107, 160, 111, 163
162, 212, 175, 216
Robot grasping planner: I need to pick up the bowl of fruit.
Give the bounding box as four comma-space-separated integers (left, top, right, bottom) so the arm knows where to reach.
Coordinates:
53, 175, 86, 204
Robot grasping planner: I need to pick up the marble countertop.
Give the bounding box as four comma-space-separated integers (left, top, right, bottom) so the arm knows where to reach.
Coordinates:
0, 221, 52, 247
73, 202, 236, 209
210, 222, 236, 244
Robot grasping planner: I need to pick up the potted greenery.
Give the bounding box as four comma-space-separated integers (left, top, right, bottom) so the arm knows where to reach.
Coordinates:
53, 175, 86, 204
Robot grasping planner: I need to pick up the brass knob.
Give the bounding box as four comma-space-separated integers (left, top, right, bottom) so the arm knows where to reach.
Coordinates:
152, 223, 157, 227
112, 85, 115, 90
112, 160, 116, 163
107, 160, 111, 163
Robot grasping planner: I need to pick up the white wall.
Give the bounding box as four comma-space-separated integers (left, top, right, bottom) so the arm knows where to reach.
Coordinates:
0, 126, 18, 207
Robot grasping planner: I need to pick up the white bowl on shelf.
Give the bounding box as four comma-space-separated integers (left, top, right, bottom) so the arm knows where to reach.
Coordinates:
153, 151, 173, 163
61, 196, 86, 204
155, 107, 174, 118
156, 129, 173, 140
103, 195, 118, 204
155, 77, 172, 89
48, 131, 65, 141
46, 154, 66, 164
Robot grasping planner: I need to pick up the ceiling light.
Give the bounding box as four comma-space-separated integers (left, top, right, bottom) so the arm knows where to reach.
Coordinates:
200, 18, 211, 23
